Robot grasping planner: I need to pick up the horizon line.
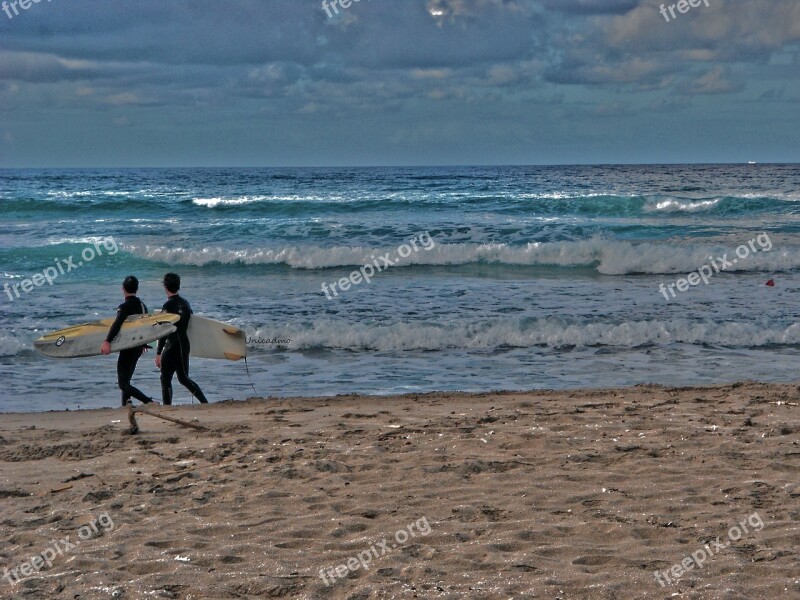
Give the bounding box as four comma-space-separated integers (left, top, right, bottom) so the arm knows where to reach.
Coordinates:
1, 161, 795, 170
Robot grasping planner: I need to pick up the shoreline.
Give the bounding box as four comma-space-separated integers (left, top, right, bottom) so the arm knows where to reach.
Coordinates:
1, 381, 797, 599
2, 379, 796, 417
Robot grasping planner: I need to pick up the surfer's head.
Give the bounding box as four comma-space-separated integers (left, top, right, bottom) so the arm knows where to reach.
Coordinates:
163, 272, 181, 294
122, 275, 139, 295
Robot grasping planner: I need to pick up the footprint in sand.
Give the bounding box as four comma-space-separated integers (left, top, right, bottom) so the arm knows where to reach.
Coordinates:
220, 555, 245, 564
572, 554, 622, 566
120, 561, 172, 576
145, 540, 177, 549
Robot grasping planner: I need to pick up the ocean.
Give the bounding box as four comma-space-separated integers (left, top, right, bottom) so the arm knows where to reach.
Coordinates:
2, 164, 799, 413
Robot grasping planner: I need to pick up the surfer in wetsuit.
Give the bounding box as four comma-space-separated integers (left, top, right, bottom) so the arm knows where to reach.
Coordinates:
155, 272, 209, 405
101, 275, 156, 406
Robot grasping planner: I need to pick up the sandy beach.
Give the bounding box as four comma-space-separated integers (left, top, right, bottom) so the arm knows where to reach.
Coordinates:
0, 382, 798, 600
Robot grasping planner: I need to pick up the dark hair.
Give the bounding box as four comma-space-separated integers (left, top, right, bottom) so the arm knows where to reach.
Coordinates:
163, 272, 181, 293
122, 275, 139, 294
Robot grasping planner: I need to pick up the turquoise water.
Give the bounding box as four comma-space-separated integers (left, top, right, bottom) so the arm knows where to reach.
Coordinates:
2, 165, 800, 412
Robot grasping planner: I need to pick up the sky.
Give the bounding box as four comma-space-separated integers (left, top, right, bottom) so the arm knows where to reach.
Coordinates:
0, 0, 798, 167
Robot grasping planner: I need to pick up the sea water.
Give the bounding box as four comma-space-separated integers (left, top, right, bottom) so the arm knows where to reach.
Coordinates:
2, 164, 799, 412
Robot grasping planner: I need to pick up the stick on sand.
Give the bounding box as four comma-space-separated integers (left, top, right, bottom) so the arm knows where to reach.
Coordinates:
127, 405, 208, 433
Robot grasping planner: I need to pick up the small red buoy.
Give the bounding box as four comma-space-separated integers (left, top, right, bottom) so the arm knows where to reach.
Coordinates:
765, 279, 775, 287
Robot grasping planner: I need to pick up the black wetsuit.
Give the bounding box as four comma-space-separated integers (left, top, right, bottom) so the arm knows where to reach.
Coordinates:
157, 294, 208, 405
106, 296, 153, 406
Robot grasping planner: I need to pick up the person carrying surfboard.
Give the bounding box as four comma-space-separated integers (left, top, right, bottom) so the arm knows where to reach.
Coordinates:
155, 272, 209, 405
101, 275, 157, 407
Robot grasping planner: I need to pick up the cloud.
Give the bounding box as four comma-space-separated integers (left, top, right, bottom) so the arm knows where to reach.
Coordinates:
545, 0, 799, 97
539, 0, 641, 15
104, 92, 153, 106
412, 68, 453, 80
680, 66, 744, 95
604, 0, 800, 62
0, 51, 103, 82
0, 0, 796, 166
546, 52, 676, 90
425, 0, 530, 22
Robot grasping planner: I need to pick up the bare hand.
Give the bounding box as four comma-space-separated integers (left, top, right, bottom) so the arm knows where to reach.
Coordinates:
101, 341, 111, 355
155, 355, 161, 369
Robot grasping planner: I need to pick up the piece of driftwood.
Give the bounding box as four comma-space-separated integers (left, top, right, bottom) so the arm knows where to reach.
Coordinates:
127, 405, 208, 434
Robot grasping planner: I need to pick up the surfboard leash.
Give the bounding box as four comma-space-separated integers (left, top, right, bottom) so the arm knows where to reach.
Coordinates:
244, 357, 258, 397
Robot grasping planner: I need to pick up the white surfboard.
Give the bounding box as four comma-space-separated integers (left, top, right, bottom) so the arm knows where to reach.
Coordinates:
186, 315, 247, 361
35, 314, 179, 359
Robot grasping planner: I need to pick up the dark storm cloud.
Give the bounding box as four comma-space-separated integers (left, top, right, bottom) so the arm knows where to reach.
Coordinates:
538, 0, 641, 15
1, 1, 323, 65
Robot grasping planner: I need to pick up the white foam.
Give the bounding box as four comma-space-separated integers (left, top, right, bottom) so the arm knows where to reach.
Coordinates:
0, 331, 30, 357
45, 236, 117, 246
246, 319, 800, 352
646, 198, 722, 213
515, 192, 624, 200
4, 318, 800, 358
46, 190, 132, 198
192, 194, 346, 207
192, 196, 270, 207
123, 237, 795, 275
